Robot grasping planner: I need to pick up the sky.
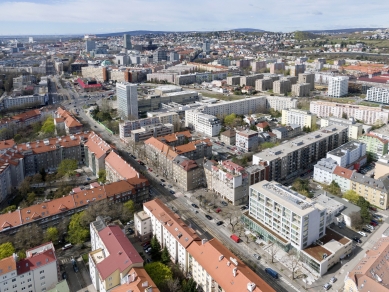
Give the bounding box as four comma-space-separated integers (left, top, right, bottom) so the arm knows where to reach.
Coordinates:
0, 0, 388, 35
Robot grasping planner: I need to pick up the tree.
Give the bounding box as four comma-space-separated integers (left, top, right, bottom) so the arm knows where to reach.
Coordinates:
223, 210, 242, 232
161, 246, 170, 265
343, 190, 359, 204
57, 159, 78, 177
323, 181, 342, 197
19, 177, 32, 196
97, 169, 106, 183
144, 262, 172, 288
67, 212, 90, 244
182, 278, 198, 292
164, 279, 181, 292
288, 251, 302, 279
349, 211, 363, 230
268, 242, 280, 263
150, 235, 162, 261
44, 227, 59, 243
0, 242, 15, 260
14, 224, 43, 250
1, 205, 16, 214
123, 200, 135, 215
41, 117, 55, 135
26, 192, 36, 205
31, 173, 42, 184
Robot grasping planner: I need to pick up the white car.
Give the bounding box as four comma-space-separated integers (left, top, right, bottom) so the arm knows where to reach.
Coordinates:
358, 231, 367, 237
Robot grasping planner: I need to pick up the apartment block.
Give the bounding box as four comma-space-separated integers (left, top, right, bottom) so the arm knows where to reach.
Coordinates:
204, 160, 249, 205
236, 59, 251, 68
366, 87, 389, 104
129, 123, 174, 142
236, 129, 259, 152
104, 151, 138, 183
328, 76, 349, 97
270, 62, 285, 74
119, 117, 160, 140
199, 96, 267, 116
251, 61, 267, 72
265, 96, 298, 111
240, 74, 263, 87
281, 109, 317, 129
110, 267, 159, 292
375, 154, 389, 178
320, 117, 363, 140
313, 158, 338, 185
255, 78, 273, 91
310, 100, 389, 125
326, 141, 367, 168
156, 130, 192, 147
89, 223, 144, 292
0, 162, 12, 202
272, 125, 301, 140
3, 94, 47, 109
0, 242, 59, 292
85, 133, 112, 176
54, 107, 83, 134
350, 172, 389, 209
298, 73, 315, 90
184, 111, 222, 137
220, 129, 236, 145
290, 64, 306, 77
359, 133, 388, 160
291, 83, 310, 97
273, 79, 291, 94
332, 166, 354, 193
253, 125, 348, 183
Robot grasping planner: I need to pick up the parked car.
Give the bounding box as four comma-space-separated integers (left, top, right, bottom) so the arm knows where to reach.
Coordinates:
127, 228, 134, 235
141, 241, 150, 247
371, 219, 379, 225
253, 254, 260, 260
62, 243, 73, 251
370, 221, 378, 226
369, 206, 377, 211
160, 179, 165, 182
221, 201, 228, 206
191, 204, 199, 208
169, 190, 175, 195
215, 208, 222, 213
353, 237, 362, 243
358, 231, 367, 237
265, 268, 278, 279
366, 224, 375, 230
216, 221, 223, 226
168, 185, 173, 188
143, 244, 151, 250
323, 283, 332, 290
148, 168, 152, 172
145, 247, 152, 254
205, 214, 213, 220
241, 206, 248, 210
362, 227, 371, 233
73, 264, 79, 273
330, 277, 337, 283
62, 272, 67, 279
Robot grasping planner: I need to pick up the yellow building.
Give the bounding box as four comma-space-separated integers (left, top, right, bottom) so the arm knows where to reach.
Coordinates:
281, 108, 317, 129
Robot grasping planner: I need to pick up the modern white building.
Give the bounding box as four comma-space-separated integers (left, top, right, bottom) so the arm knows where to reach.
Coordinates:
281, 108, 317, 129
116, 82, 138, 120
326, 141, 367, 168
320, 117, 363, 140
366, 87, 389, 104
0, 242, 59, 292
236, 129, 259, 152
199, 96, 267, 116
3, 94, 47, 109
184, 110, 222, 136
265, 96, 298, 112
310, 100, 389, 125
313, 157, 338, 184
327, 76, 349, 97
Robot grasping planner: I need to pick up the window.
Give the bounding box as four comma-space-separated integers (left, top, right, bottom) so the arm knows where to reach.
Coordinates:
40, 276, 45, 280
39, 270, 44, 274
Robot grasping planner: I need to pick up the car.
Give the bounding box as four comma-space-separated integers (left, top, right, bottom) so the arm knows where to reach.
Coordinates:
215, 208, 222, 213
160, 183, 166, 186
62, 243, 73, 250
221, 201, 228, 206
94, 125, 97, 128
330, 277, 337, 283
169, 190, 175, 195
146, 258, 152, 263
160, 179, 165, 182
62, 272, 67, 279
373, 214, 381, 219
366, 224, 375, 230
127, 220, 134, 225
323, 283, 332, 290
168, 185, 173, 188
73, 265, 79, 273
371, 219, 379, 225
216, 221, 223, 226
205, 215, 213, 220
146, 247, 152, 254
253, 254, 260, 260
86, 177, 91, 181
362, 227, 371, 233
370, 221, 378, 226
191, 204, 199, 208
353, 237, 362, 243
141, 241, 150, 247
127, 228, 134, 235
369, 206, 377, 211
143, 244, 151, 250
241, 205, 248, 210
148, 168, 152, 172
358, 231, 367, 237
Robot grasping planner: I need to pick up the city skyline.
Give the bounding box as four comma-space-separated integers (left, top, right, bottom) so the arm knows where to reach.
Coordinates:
0, 0, 388, 35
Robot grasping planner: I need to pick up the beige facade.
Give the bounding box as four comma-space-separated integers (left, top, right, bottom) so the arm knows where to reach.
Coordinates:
255, 78, 273, 91
291, 83, 310, 97
273, 79, 291, 94
281, 109, 317, 129
298, 73, 315, 90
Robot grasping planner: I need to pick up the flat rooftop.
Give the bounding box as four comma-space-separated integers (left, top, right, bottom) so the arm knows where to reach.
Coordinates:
327, 141, 361, 157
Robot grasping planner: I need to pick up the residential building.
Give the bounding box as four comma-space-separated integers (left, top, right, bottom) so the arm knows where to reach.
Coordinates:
358, 133, 389, 159
89, 224, 144, 292
172, 156, 205, 191
298, 73, 315, 90
265, 96, 298, 112
246, 164, 269, 185
184, 111, 222, 137
251, 60, 267, 72
119, 117, 161, 140
123, 34, 132, 50
328, 76, 349, 97
0, 242, 59, 292
156, 130, 192, 147
344, 237, 389, 292
3, 94, 47, 109
85, 133, 112, 176
204, 160, 249, 205
290, 64, 306, 77
255, 78, 273, 91
270, 62, 285, 74
220, 129, 236, 145
240, 74, 263, 87
111, 267, 159, 292
281, 109, 317, 129
116, 82, 138, 120
104, 151, 139, 183
366, 87, 389, 104
320, 117, 363, 140
326, 141, 367, 168
142, 199, 201, 273
226, 76, 241, 86
273, 79, 291, 94
129, 123, 174, 142
291, 83, 310, 97
332, 166, 354, 193
236, 59, 251, 68
313, 158, 337, 184
236, 129, 259, 152
375, 154, 389, 178
0, 162, 12, 202
134, 210, 152, 242
310, 100, 389, 125
187, 238, 275, 292
253, 125, 348, 183
54, 107, 83, 134
350, 172, 389, 209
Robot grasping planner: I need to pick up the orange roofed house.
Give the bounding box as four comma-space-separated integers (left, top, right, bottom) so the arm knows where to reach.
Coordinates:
54, 107, 83, 134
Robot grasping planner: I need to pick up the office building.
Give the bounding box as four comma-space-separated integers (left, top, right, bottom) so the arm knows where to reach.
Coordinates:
273, 79, 291, 94
366, 87, 389, 104
116, 82, 138, 119
358, 133, 389, 159
236, 129, 259, 152
344, 237, 389, 292
86, 40, 96, 52
0, 242, 59, 292
253, 125, 348, 183
203, 39, 210, 54
281, 109, 317, 129
153, 50, 167, 62
185, 111, 222, 137
328, 76, 349, 97
291, 83, 310, 97
123, 34, 132, 50
298, 73, 315, 90
310, 100, 389, 125
320, 117, 363, 140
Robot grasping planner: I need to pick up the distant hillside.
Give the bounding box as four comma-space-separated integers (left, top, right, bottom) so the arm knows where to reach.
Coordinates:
304, 28, 385, 34
229, 28, 265, 32
96, 30, 174, 37
294, 31, 317, 40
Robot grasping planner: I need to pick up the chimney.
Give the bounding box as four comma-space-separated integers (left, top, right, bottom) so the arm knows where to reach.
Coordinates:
233, 267, 237, 277
202, 239, 208, 245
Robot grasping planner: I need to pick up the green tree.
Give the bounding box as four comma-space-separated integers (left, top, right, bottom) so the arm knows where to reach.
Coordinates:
1, 205, 16, 214
44, 227, 59, 243
323, 181, 342, 197
26, 192, 36, 205
0, 242, 15, 260
123, 200, 135, 214
67, 212, 90, 244
144, 262, 172, 288
182, 278, 198, 292
161, 246, 170, 265
57, 159, 78, 177
41, 117, 55, 134
150, 235, 162, 261
224, 113, 236, 126
343, 190, 360, 204
97, 169, 106, 183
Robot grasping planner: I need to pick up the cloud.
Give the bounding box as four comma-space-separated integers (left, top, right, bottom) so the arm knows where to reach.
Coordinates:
312, 11, 323, 15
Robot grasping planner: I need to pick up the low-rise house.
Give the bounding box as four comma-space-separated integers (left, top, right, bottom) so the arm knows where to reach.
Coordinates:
236, 129, 259, 152
220, 129, 236, 145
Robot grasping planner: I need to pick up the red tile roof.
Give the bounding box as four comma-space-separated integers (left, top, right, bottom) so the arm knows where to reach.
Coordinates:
85, 133, 112, 159
0, 210, 22, 232
0, 139, 15, 151
333, 166, 354, 179
105, 152, 138, 180
16, 249, 56, 275
111, 267, 160, 292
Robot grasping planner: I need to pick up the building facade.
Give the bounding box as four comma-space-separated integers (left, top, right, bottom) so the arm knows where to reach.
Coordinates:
281, 109, 317, 129
235, 130, 259, 152
328, 76, 349, 97
116, 82, 138, 120
358, 133, 388, 160
366, 87, 389, 104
